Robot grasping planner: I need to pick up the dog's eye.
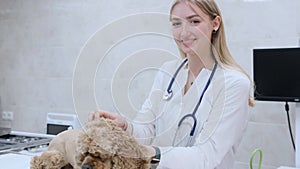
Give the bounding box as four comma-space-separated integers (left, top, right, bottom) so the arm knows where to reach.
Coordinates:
78, 152, 89, 161
89, 153, 109, 163
93, 152, 100, 157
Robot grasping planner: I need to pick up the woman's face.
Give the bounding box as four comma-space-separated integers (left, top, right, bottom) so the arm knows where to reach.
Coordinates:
170, 2, 217, 56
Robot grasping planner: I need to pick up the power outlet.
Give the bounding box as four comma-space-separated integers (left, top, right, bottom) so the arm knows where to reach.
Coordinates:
2, 111, 14, 120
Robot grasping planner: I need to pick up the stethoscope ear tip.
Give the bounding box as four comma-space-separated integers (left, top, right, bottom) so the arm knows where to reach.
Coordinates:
163, 91, 173, 101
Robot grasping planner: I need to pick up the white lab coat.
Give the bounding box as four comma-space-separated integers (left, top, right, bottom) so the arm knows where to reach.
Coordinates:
126, 59, 250, 169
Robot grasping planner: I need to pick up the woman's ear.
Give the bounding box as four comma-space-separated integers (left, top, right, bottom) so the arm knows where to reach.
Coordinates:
212, 16, 221, 32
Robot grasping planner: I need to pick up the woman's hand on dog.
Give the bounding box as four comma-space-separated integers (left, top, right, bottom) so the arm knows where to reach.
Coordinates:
88, 110, 128, 130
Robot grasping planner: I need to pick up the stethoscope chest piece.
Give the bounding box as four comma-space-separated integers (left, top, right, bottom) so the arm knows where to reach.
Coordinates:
163, 90, 173, 101
162, 58, 188, 101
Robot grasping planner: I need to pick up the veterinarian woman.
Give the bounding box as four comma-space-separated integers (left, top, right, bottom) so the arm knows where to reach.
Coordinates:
89, 0, 254, 168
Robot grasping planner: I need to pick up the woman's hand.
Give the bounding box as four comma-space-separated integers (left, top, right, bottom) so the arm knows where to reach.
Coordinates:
142, 145, 156, 157
88, 110, 128, 130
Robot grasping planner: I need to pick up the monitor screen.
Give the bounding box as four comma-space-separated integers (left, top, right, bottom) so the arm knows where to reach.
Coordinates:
253, 47, 300, 102
47, 124, 70, 135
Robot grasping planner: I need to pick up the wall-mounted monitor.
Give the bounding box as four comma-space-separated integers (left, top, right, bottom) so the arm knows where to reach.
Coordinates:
253, 47, 300, 102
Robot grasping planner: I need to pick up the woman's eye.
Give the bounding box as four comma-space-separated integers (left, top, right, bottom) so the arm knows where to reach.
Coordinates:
172, 22, 181, 27
190, 20, 200, 25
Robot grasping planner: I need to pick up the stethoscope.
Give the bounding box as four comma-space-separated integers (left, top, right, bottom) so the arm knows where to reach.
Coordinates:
163, 58, 218, 145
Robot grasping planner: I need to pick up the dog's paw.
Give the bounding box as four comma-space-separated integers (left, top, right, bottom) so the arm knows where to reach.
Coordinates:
30, 150, 66, 169
30, 156, 43, 169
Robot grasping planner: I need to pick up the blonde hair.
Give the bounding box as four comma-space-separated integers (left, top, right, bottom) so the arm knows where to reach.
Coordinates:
170, 0, 255, 106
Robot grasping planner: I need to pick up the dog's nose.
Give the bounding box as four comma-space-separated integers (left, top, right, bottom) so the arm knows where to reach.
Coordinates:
82, 164, 93, 169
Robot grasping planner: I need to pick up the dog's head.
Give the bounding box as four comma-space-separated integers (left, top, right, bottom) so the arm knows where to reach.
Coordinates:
75, 119, 151, 169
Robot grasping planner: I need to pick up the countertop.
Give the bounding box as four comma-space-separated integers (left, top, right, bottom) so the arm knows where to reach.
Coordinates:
0, 143, 47, 169
0, 130, 54, 168
1, 153, 299, 169
0, 153, 33, 168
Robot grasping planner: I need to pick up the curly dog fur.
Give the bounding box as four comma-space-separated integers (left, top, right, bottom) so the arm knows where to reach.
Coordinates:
30, 118, 151, 169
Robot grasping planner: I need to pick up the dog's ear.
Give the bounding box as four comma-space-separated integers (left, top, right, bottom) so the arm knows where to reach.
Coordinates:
111, 155, 151, 169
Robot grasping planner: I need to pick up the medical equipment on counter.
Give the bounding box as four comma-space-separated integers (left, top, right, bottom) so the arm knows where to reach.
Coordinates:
250, 148, 263, 169
46, 113, 81, 135
163, 58, 218, 146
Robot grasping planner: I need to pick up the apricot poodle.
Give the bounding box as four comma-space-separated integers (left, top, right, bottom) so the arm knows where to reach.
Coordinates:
30, 118, 151, 169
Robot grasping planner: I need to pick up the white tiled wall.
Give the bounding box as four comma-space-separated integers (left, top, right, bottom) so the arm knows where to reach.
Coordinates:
0, 0, 299, 168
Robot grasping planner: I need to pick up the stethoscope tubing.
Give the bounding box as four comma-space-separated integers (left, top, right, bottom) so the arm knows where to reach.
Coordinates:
164, 58, 218, 141
163, 58, 188, 101
178, 61, 218, 136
